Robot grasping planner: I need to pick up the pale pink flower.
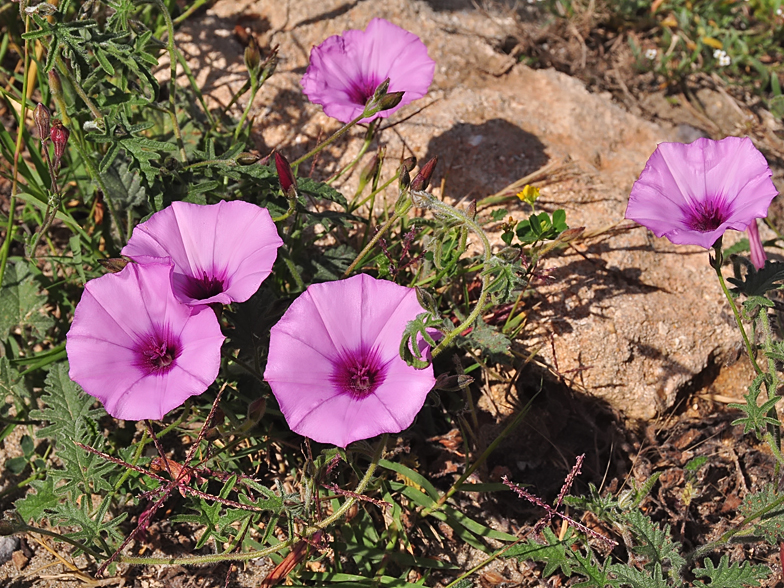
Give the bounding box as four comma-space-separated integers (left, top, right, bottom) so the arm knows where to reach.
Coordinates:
264, 274, 436, 447
301, 18, 435, 123
122, 201, 282, 306
66, 261, 225, 420
625, 137, 778, 249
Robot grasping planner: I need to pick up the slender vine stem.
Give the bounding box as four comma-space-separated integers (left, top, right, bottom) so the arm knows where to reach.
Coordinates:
152, 0, 187, 162
0, 13, 30, 288
343, 200, 411, 277
291, 112, 367, 169
114, 436, 386, 567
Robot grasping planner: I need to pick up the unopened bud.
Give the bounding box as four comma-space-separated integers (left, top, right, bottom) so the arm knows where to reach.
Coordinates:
557, 227, 585, 242
411, 157, 437, 192
415, 286, 437, 315
244, 37, 261, 75
434, 373, 474, 392
274, 151, 297, 198
97, 257, 130, 273
359, 153, 380, 186
261, 46, 279, 79
50, 120, 70, 169
374, 91, 404, 112
0, 520, 16, 536
466, 200, 476, 220
373, 78, 390, 101
398, 164, 411, 192
401, 156, 417, 172
236, 152, 260, 165
34, 103, 50, 141
247, 397, 266, 423
48, 69, 63, 99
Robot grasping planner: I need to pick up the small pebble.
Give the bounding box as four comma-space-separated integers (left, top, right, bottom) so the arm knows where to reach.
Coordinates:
0, 535, 20, 565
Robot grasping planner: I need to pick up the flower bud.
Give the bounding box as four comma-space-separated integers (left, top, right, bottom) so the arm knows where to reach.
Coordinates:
466, 200, 476, 220
236, 152, 260, 165
401, 156, 417, 172
50, 120, 70, 169
274, 151, 297, 198
374, 91, 404, 112
48, 69, 63, 100
244, 37, 261, 75
0, 520, 16, 536
359, 153, 381, 187
373, 78, 390, 101
97, 257, 130, 273
261, 46, 279, 80
434, 373, 474, 392
398, 163, 411, 192
411, 157, 437, 192
247, 397, 266, 424
34, 103, 50, 141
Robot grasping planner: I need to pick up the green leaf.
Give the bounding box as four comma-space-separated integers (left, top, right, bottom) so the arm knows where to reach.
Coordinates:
728, 261, 784, 296
507, 526, 576, 577
610, 562, 669, 588
692, 555, 768, 587
100, 158, 148, 211
15, 478, 58, 522
0, 261, 54, 339
622, 510, 685, 580
738, 485, 784, 545
729, 373, 779, 438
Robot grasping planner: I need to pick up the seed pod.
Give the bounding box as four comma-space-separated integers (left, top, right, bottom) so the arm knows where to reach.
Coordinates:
48, 70, 63, 100
401, 156, 417, 172
34, 103, 50, 141
244, 37, 261, 75
236, 152, 260, 165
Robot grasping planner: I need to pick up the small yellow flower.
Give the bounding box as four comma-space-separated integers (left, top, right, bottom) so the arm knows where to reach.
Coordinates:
517, 184, 540, 206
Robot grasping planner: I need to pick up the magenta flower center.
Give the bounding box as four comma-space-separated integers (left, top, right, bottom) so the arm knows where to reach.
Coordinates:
331, 346, 389, 399
683, 197, 730, 233
183, 271, 225, 301
136, 333, 180, 374
346, 75, 382, 107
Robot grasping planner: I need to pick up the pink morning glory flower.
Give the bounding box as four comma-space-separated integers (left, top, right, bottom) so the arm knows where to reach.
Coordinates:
264, 274, 436, 447
122, 201, 283, 306
625, 137, 778, 249
66, 260, 225, 420
301, 18, 436, 123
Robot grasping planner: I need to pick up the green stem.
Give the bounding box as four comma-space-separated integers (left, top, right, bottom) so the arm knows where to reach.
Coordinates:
291, 112, 367, 168
330, 120, 377, 187
172, 0, 210, 25
420, 404, 529, 517
0, 14, 30, 287
116, 436, 386, 567
422, 193, 493, 358
712, 245, 762, 375
233, 76, 259, 143
153, 0, 187, 162
55, 55, 102, 124
343, 201, 410, 278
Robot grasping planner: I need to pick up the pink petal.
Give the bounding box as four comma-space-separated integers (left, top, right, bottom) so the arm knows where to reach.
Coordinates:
301, 18, 435, 123
122, 201, 282, 306
66, 261, 225, 420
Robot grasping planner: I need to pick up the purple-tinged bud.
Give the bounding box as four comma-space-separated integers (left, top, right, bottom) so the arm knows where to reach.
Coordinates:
236, 152, 260, 165
401, 156, 417, 172
50, 120, 70, 169
34, 103, 50, 141
261, 45, 279, 80
411, 156, 437, 192
274, 151, 297, 198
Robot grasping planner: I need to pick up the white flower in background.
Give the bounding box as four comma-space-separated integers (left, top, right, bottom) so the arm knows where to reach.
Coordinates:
645, 48, 658, 60
777, 7, 783, 16
713, 49, 731, 67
